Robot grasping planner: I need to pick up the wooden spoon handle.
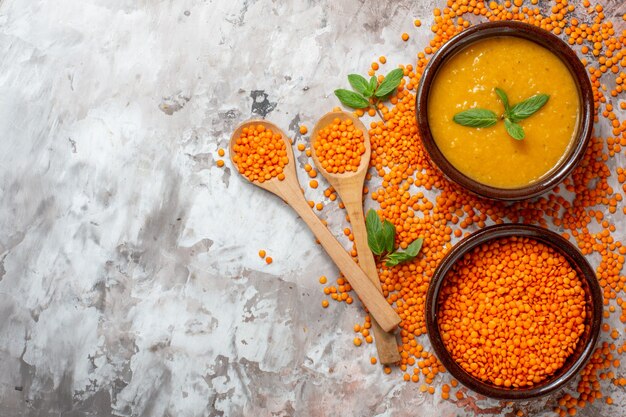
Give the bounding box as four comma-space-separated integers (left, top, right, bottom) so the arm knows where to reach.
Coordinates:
284, 189, 400, 332
339, 188, 401, 364
346, 208, 401, 363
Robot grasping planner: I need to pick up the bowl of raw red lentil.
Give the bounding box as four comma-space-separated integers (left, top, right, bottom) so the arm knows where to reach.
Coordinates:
425, 224, 602, 399
416, 21, 594, 200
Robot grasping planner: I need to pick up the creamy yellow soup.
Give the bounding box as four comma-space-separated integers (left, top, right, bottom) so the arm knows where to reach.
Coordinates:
428, 37, 580, 189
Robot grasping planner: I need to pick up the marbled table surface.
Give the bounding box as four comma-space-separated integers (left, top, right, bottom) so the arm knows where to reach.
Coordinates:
1, 0, 625, 416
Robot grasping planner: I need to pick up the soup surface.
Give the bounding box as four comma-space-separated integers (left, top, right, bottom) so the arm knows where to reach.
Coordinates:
427, 36, 580, 189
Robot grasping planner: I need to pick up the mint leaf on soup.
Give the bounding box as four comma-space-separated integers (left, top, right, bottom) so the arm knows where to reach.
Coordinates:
453, 109, 498, 128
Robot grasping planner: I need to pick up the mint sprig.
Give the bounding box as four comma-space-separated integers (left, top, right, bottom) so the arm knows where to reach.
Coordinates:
453, 88, 550, 141
365, 209, 423, 267
334, 68, 404, 119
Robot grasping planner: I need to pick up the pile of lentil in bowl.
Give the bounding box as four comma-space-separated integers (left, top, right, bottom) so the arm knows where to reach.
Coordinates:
438, 236, 587, 388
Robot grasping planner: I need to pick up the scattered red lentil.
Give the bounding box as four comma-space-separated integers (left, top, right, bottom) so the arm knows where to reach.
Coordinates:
258, 249, 266, 259
217, 148, 225, 157
265, 257, 273, 265
300, 125, 308, 135
216, 160, 225, 167
402, 32, 409, 41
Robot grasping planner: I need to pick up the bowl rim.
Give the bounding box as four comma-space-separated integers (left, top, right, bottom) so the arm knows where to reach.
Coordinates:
425, 224, 603, 400
415, 21, 594, 201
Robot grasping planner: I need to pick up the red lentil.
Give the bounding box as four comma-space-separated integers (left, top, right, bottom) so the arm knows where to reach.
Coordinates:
314, 118, 366, 174
439, 237, 586, 387
232, 124, 288, 182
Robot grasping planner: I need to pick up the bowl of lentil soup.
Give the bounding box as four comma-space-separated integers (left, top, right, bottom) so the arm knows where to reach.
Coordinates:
425, 224, 602, 399
416, 21, 594, 200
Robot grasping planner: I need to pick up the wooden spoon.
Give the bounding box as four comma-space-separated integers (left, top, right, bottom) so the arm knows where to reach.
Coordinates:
229, 120, 401, 332
311, 111, 401, 364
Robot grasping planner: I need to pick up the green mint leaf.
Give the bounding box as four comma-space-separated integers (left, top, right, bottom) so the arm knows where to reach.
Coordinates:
347, 74, 371, 97
365, 209, 385, 255
404, 237, 424, 257
504, 118, 525, 140
368, 76, 378, 96
382, 220, 396, 254
384, 237, 423, 267
334, 89, 371, 109
508, 93, 549, 122
453, 109, 498, 128
384, 252, 413, 267
495, 87, 510, 113
375, 91, 394, 102
374, 68, 404, 98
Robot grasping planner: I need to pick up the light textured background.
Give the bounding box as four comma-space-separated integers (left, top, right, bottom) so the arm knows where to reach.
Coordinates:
0, 0, 624, 416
